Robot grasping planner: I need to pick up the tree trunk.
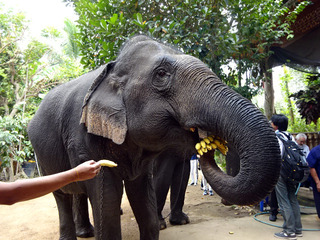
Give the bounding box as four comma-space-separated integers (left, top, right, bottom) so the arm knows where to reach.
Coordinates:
283, 73, 295, 125
263, 62, 274, 120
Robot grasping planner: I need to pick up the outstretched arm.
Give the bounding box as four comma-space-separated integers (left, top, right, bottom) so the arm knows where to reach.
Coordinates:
0, 160, 101, 205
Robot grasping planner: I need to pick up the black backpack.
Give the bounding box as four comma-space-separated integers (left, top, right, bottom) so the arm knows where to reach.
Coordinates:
276, 132, 310, 184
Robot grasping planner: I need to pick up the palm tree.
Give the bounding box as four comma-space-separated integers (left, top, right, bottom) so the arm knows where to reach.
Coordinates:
63, 18, 79, 59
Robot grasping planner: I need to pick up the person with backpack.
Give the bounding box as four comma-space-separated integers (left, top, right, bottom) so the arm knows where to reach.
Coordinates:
270, 114, 303, 240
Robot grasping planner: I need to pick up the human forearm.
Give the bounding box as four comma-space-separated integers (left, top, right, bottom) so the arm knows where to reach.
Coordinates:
0, 169, 77, 205
310, 168, 320, 192
0, 160, 101, 205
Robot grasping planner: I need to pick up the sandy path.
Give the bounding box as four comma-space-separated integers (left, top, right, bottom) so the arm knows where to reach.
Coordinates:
0, 184, 319, 239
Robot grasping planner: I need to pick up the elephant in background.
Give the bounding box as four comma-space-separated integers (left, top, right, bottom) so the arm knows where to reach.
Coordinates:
153, 148, 194, 230
28, 35, 281, 240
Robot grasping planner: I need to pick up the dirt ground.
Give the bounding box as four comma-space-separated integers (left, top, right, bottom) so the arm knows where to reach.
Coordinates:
1, 182, 319, 240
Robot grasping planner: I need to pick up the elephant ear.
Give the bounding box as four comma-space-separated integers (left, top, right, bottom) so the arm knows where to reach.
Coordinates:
80, 62, 127, 145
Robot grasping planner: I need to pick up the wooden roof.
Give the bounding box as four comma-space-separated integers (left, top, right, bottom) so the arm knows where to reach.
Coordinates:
282, 0, 320, 47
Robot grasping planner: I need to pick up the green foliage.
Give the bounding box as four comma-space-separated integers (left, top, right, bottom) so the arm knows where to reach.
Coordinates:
291, 74, 320, 125
214, 151, 226, 172
74, 0, 310, 100
75, 0, 136, 67
0, 115, 33, 168
273, 67, 319, 132
63, 19, 80, 59
288, 118, 319, 133
41, 26, 62, 38
0, 2, 86, 178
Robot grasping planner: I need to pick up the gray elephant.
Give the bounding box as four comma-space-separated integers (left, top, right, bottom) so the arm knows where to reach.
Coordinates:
153, 148, 193, 230
27, 35, 281, 240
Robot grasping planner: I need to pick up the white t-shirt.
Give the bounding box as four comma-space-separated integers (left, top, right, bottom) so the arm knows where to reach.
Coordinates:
300, 144, 310, 158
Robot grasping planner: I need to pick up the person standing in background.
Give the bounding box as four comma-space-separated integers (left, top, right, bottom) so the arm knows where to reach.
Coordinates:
189, 154, 199, 186
295, 133, 310, 158
269, 118, 279, 222
270, 114, 302, 240
306, 143, 320, 220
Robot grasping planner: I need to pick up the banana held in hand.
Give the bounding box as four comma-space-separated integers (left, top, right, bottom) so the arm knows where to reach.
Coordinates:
98, 159, 118, 167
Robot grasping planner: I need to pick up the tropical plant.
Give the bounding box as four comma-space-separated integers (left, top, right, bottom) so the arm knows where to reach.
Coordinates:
63, 18, 80, 59
0, 115, 34, 180
0, 3, 86, 179
291, 74, 320, 125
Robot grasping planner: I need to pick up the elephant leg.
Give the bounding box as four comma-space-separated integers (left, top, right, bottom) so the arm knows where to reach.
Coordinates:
73, 194, 94, 238
169, 158, 190, 226
53, 190, 77, 240
222, 143, 240, 205
153, 158, 175, 230
125, 172, 159, 240
226, 143, 240, 177
88, 171, 123, 240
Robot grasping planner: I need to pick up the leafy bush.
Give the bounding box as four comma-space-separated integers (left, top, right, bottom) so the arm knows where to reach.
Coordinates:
0, 115, 33, 168
291, 74, 320, 125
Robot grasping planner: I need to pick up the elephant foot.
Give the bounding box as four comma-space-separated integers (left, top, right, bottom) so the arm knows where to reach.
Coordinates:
76, 225, 94, 238
169, 212, 190, 226
159, 218, 167, 230
59, 233, 78, 240
221, 198, 233, 206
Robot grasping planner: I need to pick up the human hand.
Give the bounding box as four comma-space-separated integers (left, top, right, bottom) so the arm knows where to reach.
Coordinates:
73, 160, 101, 181
317, 182, 320, 193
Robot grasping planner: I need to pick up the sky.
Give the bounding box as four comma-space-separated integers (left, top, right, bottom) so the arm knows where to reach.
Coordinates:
3, 0, 77, 38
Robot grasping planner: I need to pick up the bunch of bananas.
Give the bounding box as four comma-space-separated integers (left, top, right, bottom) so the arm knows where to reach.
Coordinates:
195, 135, 228, 156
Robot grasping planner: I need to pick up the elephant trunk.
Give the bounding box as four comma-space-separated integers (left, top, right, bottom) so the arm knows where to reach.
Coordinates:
192, 81, 281, 205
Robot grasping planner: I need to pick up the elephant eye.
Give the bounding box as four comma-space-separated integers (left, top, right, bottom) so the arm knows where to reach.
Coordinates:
157, 69, 167, 78
153, 68, 172, 91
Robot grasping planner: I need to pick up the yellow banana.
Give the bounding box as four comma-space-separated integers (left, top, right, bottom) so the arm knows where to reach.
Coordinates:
220, 148, 228, 155
98, 160, 118, 167
214, 139, 223, 147
214, 140, 228, 155
195, 136, 228, 155
216, 136, 227, 144
207, 136, 214, 142
195, 143, 201, 150
210, 143, 217, 149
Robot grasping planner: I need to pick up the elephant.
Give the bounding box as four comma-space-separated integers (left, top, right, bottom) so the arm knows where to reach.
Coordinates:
27, 35, 281, 240
153, 148, 193, 230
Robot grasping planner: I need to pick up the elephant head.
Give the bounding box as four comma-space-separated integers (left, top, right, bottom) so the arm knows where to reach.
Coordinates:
80, 35, 281, 205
